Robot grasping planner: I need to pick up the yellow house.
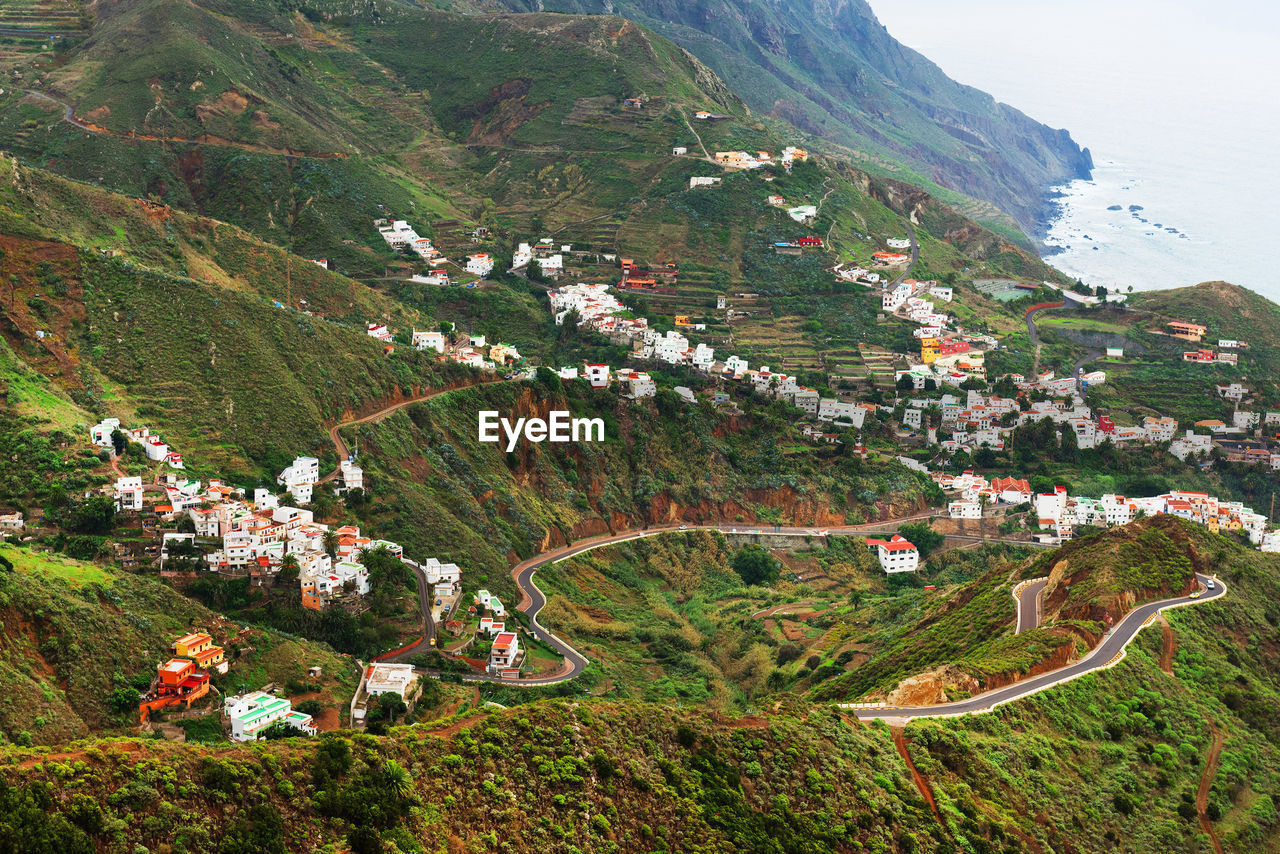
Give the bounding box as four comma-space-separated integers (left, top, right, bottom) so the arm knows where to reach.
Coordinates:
173, 631, 227, 673
921, 338, 941, 364
173, 632, 214, 658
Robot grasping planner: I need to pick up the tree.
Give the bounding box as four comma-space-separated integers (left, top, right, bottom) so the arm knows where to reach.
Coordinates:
322, 530, 339, 560
278, 554, 300, 585
109, 428, 126, 456
376, 691, 406, 723
897, 522, 944, 558
362, 545, 408, 588
730, 546, 780, 586
108, 687, 140, 714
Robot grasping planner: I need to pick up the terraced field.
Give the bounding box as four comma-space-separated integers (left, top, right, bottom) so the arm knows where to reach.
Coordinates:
0, 0, 87, 63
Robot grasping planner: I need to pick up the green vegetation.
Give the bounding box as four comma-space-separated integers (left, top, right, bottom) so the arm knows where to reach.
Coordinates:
0, 544, 357, 745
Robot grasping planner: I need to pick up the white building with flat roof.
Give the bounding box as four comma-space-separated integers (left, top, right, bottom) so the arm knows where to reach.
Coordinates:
224, 692, 315, 742
365, 662, 418, 699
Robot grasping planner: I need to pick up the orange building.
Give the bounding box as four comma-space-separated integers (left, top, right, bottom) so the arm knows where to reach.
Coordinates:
156, 659, 210, 706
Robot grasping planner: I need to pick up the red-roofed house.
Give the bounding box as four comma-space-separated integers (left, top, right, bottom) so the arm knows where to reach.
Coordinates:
489, 632, 522, 671
865, 535, 919, 573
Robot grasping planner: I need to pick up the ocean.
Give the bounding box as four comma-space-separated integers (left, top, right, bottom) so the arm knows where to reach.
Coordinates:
868, 0, 1280, 302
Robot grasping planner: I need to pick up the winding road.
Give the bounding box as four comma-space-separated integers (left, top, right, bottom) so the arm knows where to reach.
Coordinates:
1014, 577, 1048, 635
332, 384, 1226, 715
849, 573, 1224, 722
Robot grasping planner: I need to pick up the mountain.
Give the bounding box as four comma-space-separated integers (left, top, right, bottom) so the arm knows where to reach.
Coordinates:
483, 0, 1093, 238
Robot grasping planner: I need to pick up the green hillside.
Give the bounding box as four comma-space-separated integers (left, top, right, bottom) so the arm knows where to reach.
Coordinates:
0, 544, 359, 745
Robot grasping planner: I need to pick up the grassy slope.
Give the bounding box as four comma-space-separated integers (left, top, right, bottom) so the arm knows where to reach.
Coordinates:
5, 516, 1279, 854
0, 544, 359, 745
0, 155, 482, 474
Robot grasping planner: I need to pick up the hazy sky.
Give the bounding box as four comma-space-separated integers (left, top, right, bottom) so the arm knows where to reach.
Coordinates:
866, 0, 1280, 292
867, 0, 1279, 154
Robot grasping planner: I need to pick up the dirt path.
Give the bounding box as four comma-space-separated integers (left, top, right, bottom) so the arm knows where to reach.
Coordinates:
24, 90, 349, 159
323, 379, 500, 476
675, 105, 711, 160
892, 727, 943, 825
1197, 720, 1226, 854
1159, 620, 1177, 676
422, 712, 489, 740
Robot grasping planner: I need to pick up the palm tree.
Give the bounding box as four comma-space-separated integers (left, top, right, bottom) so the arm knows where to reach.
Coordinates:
322, 529, 339, 560
382, 759, 413, 799
278, 553, 300, 585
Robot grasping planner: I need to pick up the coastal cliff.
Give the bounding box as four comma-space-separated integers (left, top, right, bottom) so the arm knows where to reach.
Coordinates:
492, 0, 1093, 238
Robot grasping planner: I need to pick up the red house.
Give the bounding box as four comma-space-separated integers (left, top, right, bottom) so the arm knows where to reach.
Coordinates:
1098, 416, 1116, 434
796, 236, 823, 248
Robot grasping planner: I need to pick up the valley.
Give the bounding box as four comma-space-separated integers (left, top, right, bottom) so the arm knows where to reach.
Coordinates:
0, 0, 1277, 852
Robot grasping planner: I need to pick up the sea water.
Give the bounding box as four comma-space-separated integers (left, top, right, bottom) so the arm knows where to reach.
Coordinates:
869, 0, 1280, 300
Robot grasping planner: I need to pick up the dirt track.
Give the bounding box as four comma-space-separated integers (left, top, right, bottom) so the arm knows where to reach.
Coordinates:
1197, 720, 1226, 854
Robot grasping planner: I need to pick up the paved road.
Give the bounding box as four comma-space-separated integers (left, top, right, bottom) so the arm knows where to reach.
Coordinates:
1015, 577, 1048, 634
391, 518, 1032, 687
849, 573, 1225, 721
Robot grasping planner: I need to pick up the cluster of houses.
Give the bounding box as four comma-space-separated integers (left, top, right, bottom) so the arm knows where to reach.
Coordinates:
546, 282, 868, 427
512, 238, 570, 277
1032, 487, 1275, 549
891, 384, 1191, 455
138, 630, 228, 718
374, 218, 493, 278
376, 219, 443, 264
368, 321, 521, 371
91, 417, 184, 469
110, 441, 403, 613
939, 472, 1034, 518
471, 589, 523, 675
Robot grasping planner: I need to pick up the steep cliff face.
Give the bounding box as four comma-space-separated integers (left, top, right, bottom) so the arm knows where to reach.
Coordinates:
493, 0, 1092, 238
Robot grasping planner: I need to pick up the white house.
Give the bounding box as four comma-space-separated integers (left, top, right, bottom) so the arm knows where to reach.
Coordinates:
142, 436, 169, 462
818, 398, 865, 427
278, 456, 320, 504
224, 692, 316, 742
689, 176, 721, 189
1106, 347, 1124, 358
622, 371, 656, 399
949, 500, 981, 519
1233, 411, 1260, 430
489, 632, 521, 671
585, 364, 611, 388
90, 418, 122, 447
366, 323, 393, 342
365, 662, 418, 699
412, 330, 446, 353
465, 254, 494, 277
535, 254, 563, 276
115, 476, 144, 512
866, 535, 919, 573
672, 146, 687, 156
337, 460, 363, 493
